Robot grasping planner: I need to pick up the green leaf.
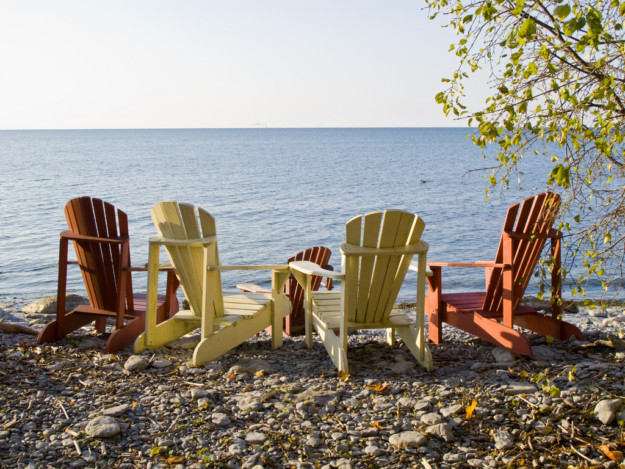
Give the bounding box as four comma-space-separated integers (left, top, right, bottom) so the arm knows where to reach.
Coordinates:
518, 18, 537, 40
554, 4, 571, 19
547, 164, 571, 188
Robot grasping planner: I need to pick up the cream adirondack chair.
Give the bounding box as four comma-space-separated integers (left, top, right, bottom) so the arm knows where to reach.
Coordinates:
290, 210, 433, 373
134, 202, 290, 366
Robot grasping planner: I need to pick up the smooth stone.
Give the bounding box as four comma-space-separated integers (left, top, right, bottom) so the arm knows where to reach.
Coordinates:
228, 358, 272, 375
388, 431, 427, 448
234, 394, 262, 412
22, 295, 88, 314
392, 361, 415, 373
101, 404, 131, 417
364, 445, 383, 456
6, 351, 24, 361
306, 436, 323, 448
491, 348, 515, 363
494, 429, 514, 450
212, 413, 231, 426
151, 358, 172, 368
504, 382, 537, 395
124, 355, 148, 372
425, 423, 455, 442
421, 412, 443, 425
295, 389, 339, 406
440, 404, 464, 418
84, 416, 121, 438
245, 431, 266, 444
594, 398, 624, 424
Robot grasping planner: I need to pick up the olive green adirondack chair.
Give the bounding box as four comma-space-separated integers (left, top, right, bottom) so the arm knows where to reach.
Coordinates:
134, 202, 291, 366
290, 210, 433, 373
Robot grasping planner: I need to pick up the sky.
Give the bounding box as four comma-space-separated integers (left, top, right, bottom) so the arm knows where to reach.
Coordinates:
0, 1, 487, 130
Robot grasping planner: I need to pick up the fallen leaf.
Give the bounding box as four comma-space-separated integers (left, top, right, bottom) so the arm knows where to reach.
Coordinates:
227, 373, 235, 379
368, 382, 389, 394
599, 445, 624, 462
337, 371, 350, 382
132, 401, 137, 409
466, 400, 477, 420
370, 421, 384, 429
254, 370, 265, 377
167, 456, 185, 464
519, 370, 528, 379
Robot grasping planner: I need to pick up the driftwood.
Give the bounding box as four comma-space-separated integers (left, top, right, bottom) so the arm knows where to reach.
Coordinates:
0, 318, 39, 335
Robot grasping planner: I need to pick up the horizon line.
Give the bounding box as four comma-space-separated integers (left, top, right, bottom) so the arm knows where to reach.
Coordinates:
0, 125, 474, 132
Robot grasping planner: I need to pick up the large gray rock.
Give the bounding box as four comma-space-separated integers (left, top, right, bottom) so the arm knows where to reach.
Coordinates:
594, 398, 624, 424
124, 355, 148, 372
425, 423, 455, 442
388, 431, 427, 448
228, 358, 272, 375
22, 295, 89, 314
85, 416, 120, 438
494, 429, 514, 450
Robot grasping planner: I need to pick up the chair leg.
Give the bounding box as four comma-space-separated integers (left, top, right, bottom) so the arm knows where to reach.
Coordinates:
396, 325, 433, 371
106, 315, 145, 353
192, 307, 273, 367
445, 310, 533, 356
513, 313, 584, 341
37, 312, 94, 345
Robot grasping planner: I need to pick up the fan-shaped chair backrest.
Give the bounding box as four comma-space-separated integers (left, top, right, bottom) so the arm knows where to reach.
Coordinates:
342, 210, 426, 324
151, 202, 224, 318
483, 192, 561, 314
65, 196, 131, 312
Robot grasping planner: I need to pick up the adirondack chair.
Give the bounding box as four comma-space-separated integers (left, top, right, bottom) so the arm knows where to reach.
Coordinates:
237, 246, 334, 336
133, 202, 291, 366
37, 197, 179, 352
290, 210, 433, 373
426, 193, 584, 356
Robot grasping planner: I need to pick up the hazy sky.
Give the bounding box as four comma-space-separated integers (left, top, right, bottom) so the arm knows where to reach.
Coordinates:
0, 1, 484, 129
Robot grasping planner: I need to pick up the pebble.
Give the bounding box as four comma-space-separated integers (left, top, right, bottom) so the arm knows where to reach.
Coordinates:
2, 298, 625, 468
84, 416, 121, 438
123, 355, 148, 371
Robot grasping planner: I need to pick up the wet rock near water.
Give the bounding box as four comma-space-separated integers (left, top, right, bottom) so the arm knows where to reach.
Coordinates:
1, 301, 625, 468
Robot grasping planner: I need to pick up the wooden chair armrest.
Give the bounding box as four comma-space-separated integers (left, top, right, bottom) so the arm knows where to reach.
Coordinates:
149, 234, 217, 247
206, 264, 289, 272
61, 230, 128, 245
427, 261, 505, 268
408, 261, 433, 276
127, 264, 175, 272
289, 261, 345, 280
236, 282, 270, 293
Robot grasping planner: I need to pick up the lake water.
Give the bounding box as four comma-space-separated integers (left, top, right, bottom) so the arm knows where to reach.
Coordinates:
0, 127, 604, 306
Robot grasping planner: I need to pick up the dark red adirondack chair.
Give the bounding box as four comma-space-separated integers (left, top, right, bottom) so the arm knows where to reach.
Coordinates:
426, 193, 584, 355
37, 197, 179, 352
237, 246, 333, 336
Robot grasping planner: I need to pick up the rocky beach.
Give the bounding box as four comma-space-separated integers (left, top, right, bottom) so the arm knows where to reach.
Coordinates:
1, 298, 625, 469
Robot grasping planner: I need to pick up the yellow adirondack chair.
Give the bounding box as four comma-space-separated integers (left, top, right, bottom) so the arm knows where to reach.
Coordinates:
134, 202, 291, 366
289, 210, 433, 373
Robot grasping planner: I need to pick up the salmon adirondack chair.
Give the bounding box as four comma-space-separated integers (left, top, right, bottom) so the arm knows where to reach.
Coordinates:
290, 210, 433, 373
37, 197, 179, 352
133, 202, 291, 366
426, 193, 584, 355
237, 246, 334, 336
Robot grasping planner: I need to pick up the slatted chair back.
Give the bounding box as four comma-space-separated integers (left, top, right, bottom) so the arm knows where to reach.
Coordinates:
483, 192, 561, 314
151, 201, 224, 319
65, 196, 132, 312
285, 246, 332, 319
342, 210, 425, 324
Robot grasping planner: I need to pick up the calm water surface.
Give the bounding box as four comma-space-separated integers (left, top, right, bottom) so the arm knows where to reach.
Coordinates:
0, 128, 598, 305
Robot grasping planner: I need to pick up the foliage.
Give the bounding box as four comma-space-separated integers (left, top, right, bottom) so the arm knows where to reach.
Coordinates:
428, 0, 625, 296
